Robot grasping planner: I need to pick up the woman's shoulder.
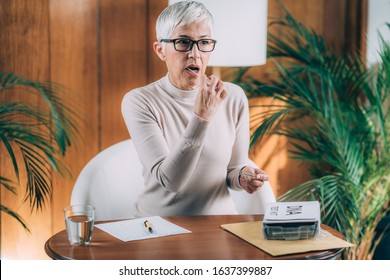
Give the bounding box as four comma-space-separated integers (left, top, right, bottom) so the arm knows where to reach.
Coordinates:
122, 78, 164, 105
122, 79, 166, 115
125, 79, 161, 97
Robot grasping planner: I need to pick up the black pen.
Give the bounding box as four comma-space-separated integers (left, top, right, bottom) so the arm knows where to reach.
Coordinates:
144, 220, 153, 233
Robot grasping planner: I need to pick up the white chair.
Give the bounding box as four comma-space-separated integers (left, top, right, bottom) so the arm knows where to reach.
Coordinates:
229, 180, 275, 214
70, 139, 275, 220
70, 140, 144, 221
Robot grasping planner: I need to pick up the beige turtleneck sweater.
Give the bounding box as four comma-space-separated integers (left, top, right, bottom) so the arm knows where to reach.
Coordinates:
121, 75, 250, 217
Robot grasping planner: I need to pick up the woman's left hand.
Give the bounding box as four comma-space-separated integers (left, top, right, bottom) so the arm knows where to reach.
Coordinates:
239, 166, 270, 194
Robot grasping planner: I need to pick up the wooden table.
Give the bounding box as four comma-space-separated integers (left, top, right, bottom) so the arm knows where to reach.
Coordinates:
45, 215, 344, 260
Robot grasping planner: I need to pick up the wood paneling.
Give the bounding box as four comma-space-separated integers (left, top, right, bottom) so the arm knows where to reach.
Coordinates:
274, 0, 326, 195
346, 0, 368, 62
147, 0, 168, 82
324, 0, 348, 52
49, 0, 99, 234
237, 0, 328, 195
0, 0, 367, 259
100, 0, 148, 148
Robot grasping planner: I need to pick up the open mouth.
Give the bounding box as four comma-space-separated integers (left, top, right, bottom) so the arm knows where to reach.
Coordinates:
185, 65, 200, 75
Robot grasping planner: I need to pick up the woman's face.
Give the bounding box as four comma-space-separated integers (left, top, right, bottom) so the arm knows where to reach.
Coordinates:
154, 21, 213, 90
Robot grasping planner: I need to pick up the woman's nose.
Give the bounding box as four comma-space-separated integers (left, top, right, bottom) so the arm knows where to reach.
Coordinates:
189, 43, 201, 58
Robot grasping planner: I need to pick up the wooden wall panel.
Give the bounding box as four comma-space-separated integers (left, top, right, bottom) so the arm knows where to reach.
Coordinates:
0, 0, 52, 259
273, 0, 325, 195
100, 0, 148, 148
49, 0, 99, 234
324, 0, 348, 52
147, 0, 168, 82
227, 0, 327, 196
243, 0, 290, 195
346, 0, 368, 62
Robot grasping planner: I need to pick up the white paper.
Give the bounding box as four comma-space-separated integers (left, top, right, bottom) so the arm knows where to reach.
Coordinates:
264, 201, 321, 222
94, 216, 191, 242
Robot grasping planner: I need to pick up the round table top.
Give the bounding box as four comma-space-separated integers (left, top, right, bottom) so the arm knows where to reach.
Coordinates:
45, 215, 345, 260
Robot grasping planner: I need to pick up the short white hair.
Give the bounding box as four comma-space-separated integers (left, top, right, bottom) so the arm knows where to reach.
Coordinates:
156, 1, 214, 41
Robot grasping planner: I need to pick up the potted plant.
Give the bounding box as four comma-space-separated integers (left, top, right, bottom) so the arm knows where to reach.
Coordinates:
235, 10, 389, 259
0, 72, 77, 231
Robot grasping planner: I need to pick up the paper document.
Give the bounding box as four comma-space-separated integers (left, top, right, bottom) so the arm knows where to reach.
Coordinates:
264, 201, 320, 222
95, 216, 191, 242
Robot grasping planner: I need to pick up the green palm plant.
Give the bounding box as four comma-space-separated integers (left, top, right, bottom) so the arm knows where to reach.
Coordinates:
235, 11, 389, 259
0, 72, 77, 231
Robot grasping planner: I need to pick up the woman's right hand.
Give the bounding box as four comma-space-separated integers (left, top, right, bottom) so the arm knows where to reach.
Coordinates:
239, 166, 270, 194
194, 75, 227, 121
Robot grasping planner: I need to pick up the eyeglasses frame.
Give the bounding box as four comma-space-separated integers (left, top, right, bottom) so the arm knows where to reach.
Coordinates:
160, 38, 217, 53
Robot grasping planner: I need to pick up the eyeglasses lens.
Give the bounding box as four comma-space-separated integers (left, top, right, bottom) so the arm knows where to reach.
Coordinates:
174, 39, 215, 52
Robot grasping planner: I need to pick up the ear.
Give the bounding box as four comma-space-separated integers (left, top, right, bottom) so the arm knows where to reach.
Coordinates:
153, 41, 166, 61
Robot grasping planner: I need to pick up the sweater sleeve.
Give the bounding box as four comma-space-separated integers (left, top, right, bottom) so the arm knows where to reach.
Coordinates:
226, 85, 251, 190
121, 90, 209, 193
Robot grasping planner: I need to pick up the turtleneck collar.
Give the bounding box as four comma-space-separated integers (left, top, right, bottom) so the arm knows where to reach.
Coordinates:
160, 74, 199, 100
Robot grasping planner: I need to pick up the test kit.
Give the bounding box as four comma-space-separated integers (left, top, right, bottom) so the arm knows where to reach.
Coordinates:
262, 201, 321, 240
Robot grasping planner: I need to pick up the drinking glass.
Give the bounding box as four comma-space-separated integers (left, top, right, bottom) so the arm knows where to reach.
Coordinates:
64, 205, 95, 246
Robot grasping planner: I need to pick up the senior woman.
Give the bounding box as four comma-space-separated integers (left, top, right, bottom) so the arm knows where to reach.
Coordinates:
121, 0, 269, 217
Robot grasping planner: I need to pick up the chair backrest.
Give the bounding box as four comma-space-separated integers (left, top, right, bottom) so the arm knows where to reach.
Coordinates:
71, 140, 144, 221
229, 181, 275, 214
71, 139, 276, 220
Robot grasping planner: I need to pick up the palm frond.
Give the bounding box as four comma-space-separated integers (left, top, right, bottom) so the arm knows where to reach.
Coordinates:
0, 204, 30, 233
0, 176, 17, 194
0, 72, 79, 230
234, 8, 389, 259
279, 175, 363, 243
250, 107, 293, 147
0, 72, 79, 154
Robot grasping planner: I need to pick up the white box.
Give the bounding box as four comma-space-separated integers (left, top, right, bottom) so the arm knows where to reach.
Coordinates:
262, 201, 321, 240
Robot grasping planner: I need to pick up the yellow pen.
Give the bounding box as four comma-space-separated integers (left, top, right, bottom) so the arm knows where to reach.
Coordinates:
144, 220, 153, 233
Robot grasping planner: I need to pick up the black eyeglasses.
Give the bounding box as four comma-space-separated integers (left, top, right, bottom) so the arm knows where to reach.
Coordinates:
160, 38, 217, 52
